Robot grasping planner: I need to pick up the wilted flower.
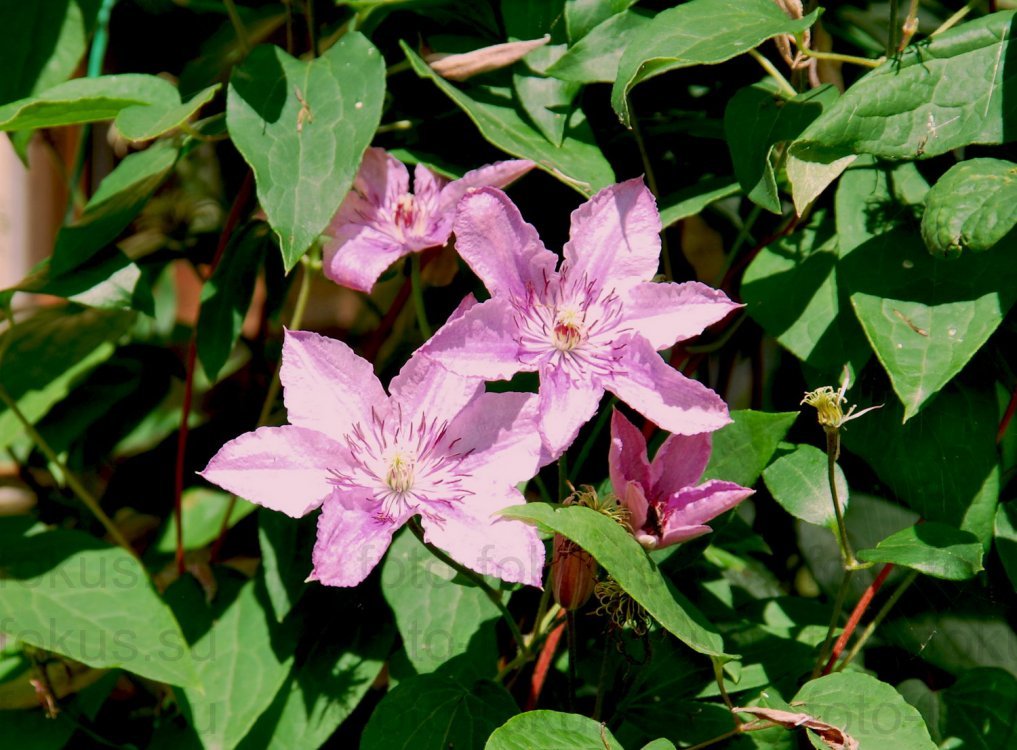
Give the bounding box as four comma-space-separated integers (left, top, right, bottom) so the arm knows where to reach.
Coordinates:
323, 148, 534, 292
200, 329, 546, 587
609, 409, 753, 549
800, 380, 881, 433
423, 178, 741, 457
425, 36, 550, 81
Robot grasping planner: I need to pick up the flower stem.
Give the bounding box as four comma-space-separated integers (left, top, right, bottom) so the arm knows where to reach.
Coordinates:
557, 454, 569, 503
0, 383, 135, 556
811, 568, 852, 679
832, 565, 909, 673
408, 519, 526, 653
409, 253, 432, 339
223, 0, 251, 55
826, 430, 856, 568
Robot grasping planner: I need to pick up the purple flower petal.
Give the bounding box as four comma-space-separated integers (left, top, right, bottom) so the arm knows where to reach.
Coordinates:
650, 431, 713, 499
439, 159, 535, 213
199, 425, 341, 517
413, 163, 447, 212
658, 480, 754, 547
605, 334, 730, 436
424, 298, 528, 380
562, 178, 661, 294
322, 224, 411, 293
451, 391, 544, 486
310, 491, 398, 586
452, 187, 559, 300
355, 147, 409, 207
280, 329, 388, 440
388, 352, 483, 429
608, 409, 651, 499
624, 281, 742, 350
537, 365, 603, 459
421, 488, 545, 587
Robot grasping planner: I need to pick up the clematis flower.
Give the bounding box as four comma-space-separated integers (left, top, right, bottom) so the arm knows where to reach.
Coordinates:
323, 148, 534, 292
609, 409, 753, 549
422, 177, 742, 457
200, 329, 546, 587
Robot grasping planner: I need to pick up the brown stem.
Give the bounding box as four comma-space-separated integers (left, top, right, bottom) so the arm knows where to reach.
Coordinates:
525, 613, 566, 710
822, 563, 894, 674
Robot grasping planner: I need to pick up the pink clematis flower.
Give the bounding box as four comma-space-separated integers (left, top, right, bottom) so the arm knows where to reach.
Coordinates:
323, 148, 534, 292
422, 177, 742, 457
200, 329, 546, 587
609, 409, 753, 549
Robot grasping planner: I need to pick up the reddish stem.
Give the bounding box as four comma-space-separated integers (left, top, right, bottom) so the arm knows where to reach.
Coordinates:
525, 614, 566, 710
720, 214, 801, 295
822, 563, 894, 674
997, 383, 1017, 444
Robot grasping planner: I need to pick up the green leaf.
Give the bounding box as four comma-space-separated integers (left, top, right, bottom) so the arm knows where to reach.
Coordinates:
763, 444, 849, 530
403, 43, 615, 196
564, 0, 637, 42
51, 141, 179, 274
611, 0, 820, 127
548, 9, 651, 84
856, 522, 984, 580
841, 228, 1017, 420
792, 672, 937, 750
0, 306, 132, 454
197, 223, 269, 381
501, 504, 727, 657
658, 178, 740, 229
258, 510, 314, 623
883, 614, 1017, 679
724, 83, 838, 213
382, 529, 503, 676
994, 502, 1017, 591
786, 12, 1017, 211
640, 740, 677, 750
513, 46, 581, 147
153, 488, 256, 555
0, 518, 199, 688
921, 158, 1017, 258
239, 619, 393, 750
842, 383, 999, 544
166, 571, 295, 750
486, 710, 622, 750
941, 668, 1017, 749
226, 35, 385, 270
0, 0, 100, 106
702, 409, 798, 488
742, 209, 871, 374
361, 674, 517, 750
116, 84, 219, 141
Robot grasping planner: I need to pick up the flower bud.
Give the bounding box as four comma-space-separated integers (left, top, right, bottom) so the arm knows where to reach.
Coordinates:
550, 534, 596, 611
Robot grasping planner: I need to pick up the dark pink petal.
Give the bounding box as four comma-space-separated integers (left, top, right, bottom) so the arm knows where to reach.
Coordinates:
619, 479, 650, 541
199, 425, 341, 517
421, 488, 545, 587
354, 147, 409, 208
657, 480, 754, 547
562, 178, 661, 293
388, 352, 483, 428
608, 409, 651, 499
453, 187, 559, 300
413, 162, 447, 214
310, 491, 398, 586
322, 224, 410, 293
280, 329, 387, 440
605, 334, 730, 436
451, 392, 544, 486
650, 431, 712, 499
537, 365, 603, 458
423, 298, 527, 380
439, 160, 535, 213
623, 281, 742, 350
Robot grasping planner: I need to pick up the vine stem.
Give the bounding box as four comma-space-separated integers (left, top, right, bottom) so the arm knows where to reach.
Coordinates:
407, 519, 525, 653
998, 383, 1017, 444
798, 45, 883, 68
223, 0, 250, 54
836, 570, 917, 671
685, 728, 742, 750
524, 612, 566, 708
826, 430, 856, 567
629, 111, 671, 281
930, 2, 975, 37
747, 49, 796, 97
0, 384, 135, 555
823, 562, 896, 674
812, 559, 853, 679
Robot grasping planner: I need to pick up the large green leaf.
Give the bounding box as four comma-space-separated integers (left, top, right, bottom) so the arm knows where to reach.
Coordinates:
921, 158, 1017, 258
382, 529, 503, 676
763, 444, 849, 531
940, 668, 1017, 749
166, 571, 295, 750
0, 306, 133, 454
724, 83, 838, 214
227, 35, 385, 269
564, 0, 637, 42
658, 178, 740, 229
611, 0, 820, 126
0, 519, 199, 688
116, 84, 219, 142
513, 46, 581, 147
856, 523, 984, 580
548, 9, 652, 84
841, 228, 1017, 420
403, 43, 614, 196
258, 510, 314, 623
501, 504, 727, 657
153, 488, 256, 555
51, 141, 179, 274
786, 11, 1017, 211
361, 674, 517, 750
883, 614, 1017, 679
486, 710, 622, 750
791, 672, 937, 750
994, 502, 1017, 591
702, 409, 798, 488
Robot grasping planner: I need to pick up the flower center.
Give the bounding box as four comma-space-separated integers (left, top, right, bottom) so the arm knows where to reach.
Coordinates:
385, 451, 415, 494
393, 194, 418, 233
551, 308, 584, 351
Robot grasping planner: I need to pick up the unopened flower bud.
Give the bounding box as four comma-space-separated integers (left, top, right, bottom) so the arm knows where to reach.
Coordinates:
551, 534, 596, 611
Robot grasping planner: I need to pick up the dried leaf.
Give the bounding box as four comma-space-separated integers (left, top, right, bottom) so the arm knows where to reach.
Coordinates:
425, 36, 550, 81
734, 706, 859, 750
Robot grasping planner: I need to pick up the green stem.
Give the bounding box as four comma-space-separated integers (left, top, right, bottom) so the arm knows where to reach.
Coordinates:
888, 0, 900, 55
408, 519, 526, 652
304, 0, 318, 56
409, 254, 432, 339
557, 455, 570, 503
930, 2, 975, 37
592, 638, 611, 721
712, 657, 735, 712
798, 45, 884, 68
531, 474, 553, 504
223, 0, 251, 55
812, 569, 853, 679
685, 728, 741, 750
826, 430, 856, 567
570, 396, 616, 482
747, 49, 796, 98
837, 570, 918, 670
0, 383, 135, 555
630, 112, 671, 281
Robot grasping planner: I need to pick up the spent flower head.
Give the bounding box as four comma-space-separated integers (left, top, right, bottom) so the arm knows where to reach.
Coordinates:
801, 376, 882, 433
